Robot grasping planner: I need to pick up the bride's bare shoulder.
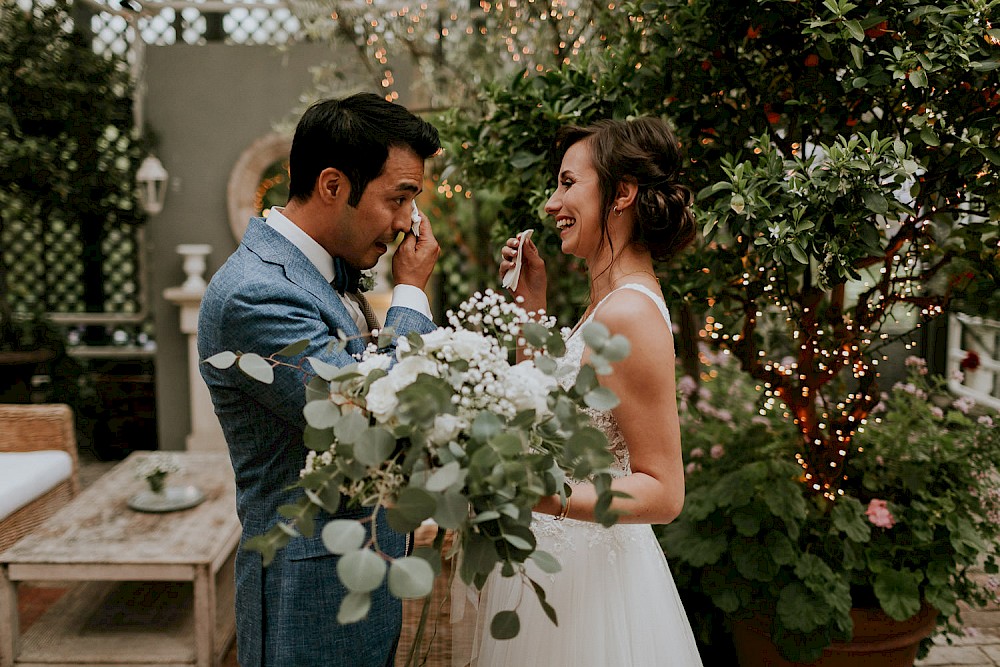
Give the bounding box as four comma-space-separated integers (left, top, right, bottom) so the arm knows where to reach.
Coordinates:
591, 288, 672, 343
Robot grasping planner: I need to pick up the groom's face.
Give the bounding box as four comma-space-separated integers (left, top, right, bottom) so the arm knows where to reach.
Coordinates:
338, 146, 424, 269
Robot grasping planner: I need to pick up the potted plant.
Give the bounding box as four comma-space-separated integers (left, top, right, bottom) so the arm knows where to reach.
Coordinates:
662, 352, 1000, 665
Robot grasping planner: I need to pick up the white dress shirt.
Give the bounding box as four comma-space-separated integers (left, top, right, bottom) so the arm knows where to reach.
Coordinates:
265, 208, 432, 334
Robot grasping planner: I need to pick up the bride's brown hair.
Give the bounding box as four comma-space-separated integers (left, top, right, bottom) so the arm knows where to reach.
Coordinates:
552, 117, 695, 262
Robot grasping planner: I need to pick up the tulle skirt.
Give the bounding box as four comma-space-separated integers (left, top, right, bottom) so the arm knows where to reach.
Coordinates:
461, 513, 704, 667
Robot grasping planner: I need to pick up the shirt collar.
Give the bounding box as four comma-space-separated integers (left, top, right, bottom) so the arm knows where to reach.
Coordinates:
265, 207, 335, 283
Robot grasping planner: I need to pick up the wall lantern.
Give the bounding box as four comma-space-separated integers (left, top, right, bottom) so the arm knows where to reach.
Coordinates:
137, 155, 169, 215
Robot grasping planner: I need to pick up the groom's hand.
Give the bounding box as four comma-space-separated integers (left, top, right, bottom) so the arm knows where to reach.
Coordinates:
392, 209, 439, 290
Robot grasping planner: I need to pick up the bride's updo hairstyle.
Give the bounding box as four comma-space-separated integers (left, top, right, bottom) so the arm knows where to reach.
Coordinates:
552, 117, 695, 262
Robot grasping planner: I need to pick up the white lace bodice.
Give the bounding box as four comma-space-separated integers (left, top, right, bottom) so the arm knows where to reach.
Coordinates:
553, 283, 673, 478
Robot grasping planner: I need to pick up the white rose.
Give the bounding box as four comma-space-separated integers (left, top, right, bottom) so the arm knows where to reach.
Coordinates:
357, 353, 392, 375
389, 355, 440, 389
506, 361, 556, 415
365, 376, 399, 422
429, 413, 467, 443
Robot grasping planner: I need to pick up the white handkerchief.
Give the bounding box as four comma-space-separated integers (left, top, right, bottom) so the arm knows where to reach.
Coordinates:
501, 229, 534, 291
411, 201, 421, 237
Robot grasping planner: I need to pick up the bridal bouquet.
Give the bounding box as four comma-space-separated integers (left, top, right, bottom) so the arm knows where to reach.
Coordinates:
205, 289, 628, 649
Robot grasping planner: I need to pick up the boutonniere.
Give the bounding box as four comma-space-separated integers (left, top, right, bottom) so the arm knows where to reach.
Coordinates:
358, 269, 375, 293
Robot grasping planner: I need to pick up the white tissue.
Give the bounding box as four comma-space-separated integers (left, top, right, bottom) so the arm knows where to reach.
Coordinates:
411, 201, 421, 237
501, 229, 534, 291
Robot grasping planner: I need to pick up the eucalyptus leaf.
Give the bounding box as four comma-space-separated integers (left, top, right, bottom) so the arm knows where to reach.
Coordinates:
304, 486, 341, 514
334, 410, 369, 445
426, 461, 463, 492
337, 591, 372, 624
307, 356, 341, 381
521, 321, 550, 347
503, 533, 533, 550
490, 610, 521, 640
303, 400, 341, 430
321, 519, 367, 555
584, 387, 620, 411
355, 427, 396, 467
602, 335, 630, 362
580, 321, 610, 349
275, 339, 309, 357
529, 550, 562, 574
237, 353, 274, 384
388, 556, 435, 599
388, 487, 437, 533
337, 549, 387, 593
203, 351, 236, 369
303, 425, 335, 452
434, 491, 470, 530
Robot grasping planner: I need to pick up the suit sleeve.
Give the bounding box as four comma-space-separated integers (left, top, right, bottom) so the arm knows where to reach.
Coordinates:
204, 281, 367, 428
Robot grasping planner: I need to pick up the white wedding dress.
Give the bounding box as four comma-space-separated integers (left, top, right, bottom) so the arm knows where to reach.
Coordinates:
464, 284, 704, 667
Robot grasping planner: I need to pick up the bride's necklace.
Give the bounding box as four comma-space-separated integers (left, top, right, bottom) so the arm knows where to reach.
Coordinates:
573, 270, 660, 333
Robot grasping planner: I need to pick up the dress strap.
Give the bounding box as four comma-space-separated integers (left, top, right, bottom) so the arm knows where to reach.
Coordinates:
590, 283, 672, 329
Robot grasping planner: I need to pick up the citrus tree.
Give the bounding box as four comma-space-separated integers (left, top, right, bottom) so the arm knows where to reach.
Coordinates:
440, 0, 999, 495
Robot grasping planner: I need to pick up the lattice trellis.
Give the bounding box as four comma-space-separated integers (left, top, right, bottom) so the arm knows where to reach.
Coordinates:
89, 3, 302, 56
3, 216, 144, 316
7, 0, 300, 352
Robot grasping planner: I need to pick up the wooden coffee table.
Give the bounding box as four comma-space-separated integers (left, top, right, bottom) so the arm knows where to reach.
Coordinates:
0, 451, 240, 667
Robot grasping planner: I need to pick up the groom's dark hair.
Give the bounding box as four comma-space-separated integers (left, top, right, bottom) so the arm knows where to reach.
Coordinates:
287, 93, 440, 207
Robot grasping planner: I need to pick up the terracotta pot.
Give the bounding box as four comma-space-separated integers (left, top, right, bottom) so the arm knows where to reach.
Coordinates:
732, 603, 939, 667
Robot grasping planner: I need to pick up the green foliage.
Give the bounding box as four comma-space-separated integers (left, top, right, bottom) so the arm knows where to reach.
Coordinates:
0, 0, 145, 352
661, 354, 1000, 661
222, 291, 632, 663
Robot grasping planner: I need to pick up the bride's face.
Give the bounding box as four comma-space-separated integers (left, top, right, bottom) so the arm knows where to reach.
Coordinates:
544, 139, 604, 261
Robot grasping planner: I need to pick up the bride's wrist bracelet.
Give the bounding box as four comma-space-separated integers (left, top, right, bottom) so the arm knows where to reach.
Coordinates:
555, 495, 571, 521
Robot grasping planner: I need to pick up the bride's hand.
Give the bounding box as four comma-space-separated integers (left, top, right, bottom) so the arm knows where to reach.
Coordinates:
499, 233, 547, 315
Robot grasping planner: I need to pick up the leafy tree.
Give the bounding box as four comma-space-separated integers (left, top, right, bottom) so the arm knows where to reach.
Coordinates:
440, 0, 999, 495
0, 0, 145, 350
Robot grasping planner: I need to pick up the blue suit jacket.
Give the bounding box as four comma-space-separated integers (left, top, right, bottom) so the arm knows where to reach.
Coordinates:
198, 218, 436, 667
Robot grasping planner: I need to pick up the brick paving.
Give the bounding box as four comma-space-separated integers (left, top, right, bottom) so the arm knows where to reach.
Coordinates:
919, 609, 1000, 667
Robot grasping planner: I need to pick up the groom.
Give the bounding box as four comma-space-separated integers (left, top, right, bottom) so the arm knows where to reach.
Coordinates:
198, 93, 440, 667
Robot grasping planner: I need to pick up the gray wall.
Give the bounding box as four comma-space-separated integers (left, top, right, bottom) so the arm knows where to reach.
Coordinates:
144, 42, 373, 451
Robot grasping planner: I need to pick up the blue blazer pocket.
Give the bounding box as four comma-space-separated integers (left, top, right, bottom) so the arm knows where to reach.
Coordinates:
285, 533, 335, 561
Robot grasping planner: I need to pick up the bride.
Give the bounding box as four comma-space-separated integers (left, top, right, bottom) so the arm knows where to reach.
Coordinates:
468, 117, 704, 666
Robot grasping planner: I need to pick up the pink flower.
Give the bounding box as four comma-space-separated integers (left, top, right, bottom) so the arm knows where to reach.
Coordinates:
866, 499, 896, 529
677, 375, 697, 396
953, 396, 976, 414
979, 415, 994, 427
710, 444, 725, 459
689, 447, 705, 459
685, 462, 701, 475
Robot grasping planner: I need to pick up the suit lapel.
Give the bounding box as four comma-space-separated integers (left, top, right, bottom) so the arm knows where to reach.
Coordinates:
241, 218, 366, 353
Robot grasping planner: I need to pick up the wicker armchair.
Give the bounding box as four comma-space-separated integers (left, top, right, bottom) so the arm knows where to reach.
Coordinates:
0, 404, 79, 553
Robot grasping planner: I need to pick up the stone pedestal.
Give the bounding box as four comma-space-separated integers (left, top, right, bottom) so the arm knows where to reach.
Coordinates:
164, 245, 226, 453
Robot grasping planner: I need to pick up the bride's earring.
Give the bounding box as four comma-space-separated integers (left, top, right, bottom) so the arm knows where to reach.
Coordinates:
613, 205, 623, 217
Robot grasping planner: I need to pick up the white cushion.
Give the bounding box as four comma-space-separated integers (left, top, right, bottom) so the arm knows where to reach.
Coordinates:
0, 451, 73, 521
